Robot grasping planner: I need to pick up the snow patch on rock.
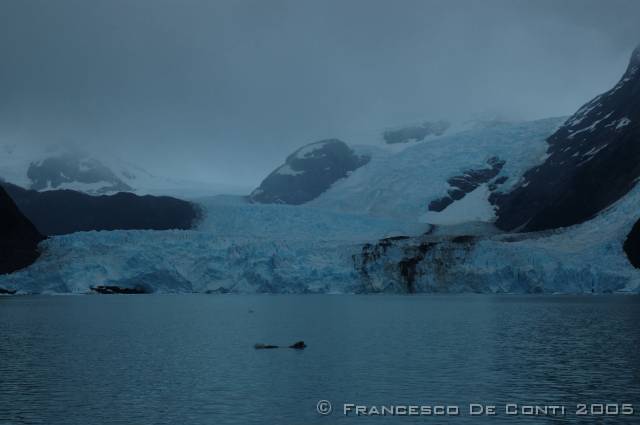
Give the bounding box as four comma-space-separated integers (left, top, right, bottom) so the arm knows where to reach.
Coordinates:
616, 117, 632, 130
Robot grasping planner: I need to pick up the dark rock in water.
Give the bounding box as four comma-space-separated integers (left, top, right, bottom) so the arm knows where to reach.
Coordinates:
428, 156, 505, 212
90, 285, 149, 294
492, 45, 640, 232
27, 152, 131, 193
623, 218, 640, 268
254, 343, 279, 349
289, 341, 307, 350
0, 186, 45, 275
249, 139, 370, 205
2, 182, 200, 236
383, 120, 449, 144
254, 341, 307, 350
0, 287, 17, 295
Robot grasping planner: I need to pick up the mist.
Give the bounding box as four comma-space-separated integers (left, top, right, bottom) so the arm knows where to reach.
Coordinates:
1, 0, 639, 188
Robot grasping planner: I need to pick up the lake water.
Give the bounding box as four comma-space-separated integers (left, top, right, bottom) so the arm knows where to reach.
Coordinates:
1, 295, 639, 424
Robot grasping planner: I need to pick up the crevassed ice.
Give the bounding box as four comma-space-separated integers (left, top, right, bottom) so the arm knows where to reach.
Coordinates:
3, 116, 638, 294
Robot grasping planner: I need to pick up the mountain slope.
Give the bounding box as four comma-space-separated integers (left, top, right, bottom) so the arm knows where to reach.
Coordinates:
0, 186, 44, 275
2, 183, 200, 235
492, 45, 640, 232
249, 139, 370, 204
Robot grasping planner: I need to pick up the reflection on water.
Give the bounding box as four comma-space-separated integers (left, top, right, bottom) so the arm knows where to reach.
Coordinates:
1, 294, 639, 424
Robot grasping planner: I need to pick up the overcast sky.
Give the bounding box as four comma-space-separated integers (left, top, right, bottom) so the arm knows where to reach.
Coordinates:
1, 0, 639, 187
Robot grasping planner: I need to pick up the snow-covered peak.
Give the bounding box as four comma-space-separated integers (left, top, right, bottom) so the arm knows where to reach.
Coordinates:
0, 140, 233, 198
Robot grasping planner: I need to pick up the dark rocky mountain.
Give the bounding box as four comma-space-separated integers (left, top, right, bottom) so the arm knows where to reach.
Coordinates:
2, 182, 200, 236
0, 186, 45, 275
28, 152, 131, 193
383, 120, 450, 144
624, 218, 640, 268
428, 156, 505, 212
249, 139, 370, 205
492, 45, 640, 232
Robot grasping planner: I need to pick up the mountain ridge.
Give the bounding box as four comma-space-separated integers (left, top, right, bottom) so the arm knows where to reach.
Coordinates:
491, 45, 640, 232
0, 186, 44, 275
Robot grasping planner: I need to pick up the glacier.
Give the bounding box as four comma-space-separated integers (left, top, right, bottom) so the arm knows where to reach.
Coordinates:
2, 118, 640, 294
0, 195, 426, 294
309, 118, 564, 221
356, 181, 640, 294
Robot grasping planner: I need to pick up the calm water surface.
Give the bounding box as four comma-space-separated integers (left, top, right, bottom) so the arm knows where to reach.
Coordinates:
1, 295, 639, 424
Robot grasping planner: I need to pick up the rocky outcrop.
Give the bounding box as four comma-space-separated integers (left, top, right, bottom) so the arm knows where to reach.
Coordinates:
0, 186, 45, 275
249, 139, 370, 204
623, 218, 640, 268
383, 121, 450, 144
428, 157, 505, 212
354, 233, 478, 293
2, 182, 200, 236
492, 45, 640, 232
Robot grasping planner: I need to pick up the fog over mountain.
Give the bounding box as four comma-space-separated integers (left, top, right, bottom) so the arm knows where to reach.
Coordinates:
1, 0, 639, 188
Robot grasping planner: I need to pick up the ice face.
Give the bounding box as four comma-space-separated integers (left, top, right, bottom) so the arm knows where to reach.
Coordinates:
2, 116, 639, 295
